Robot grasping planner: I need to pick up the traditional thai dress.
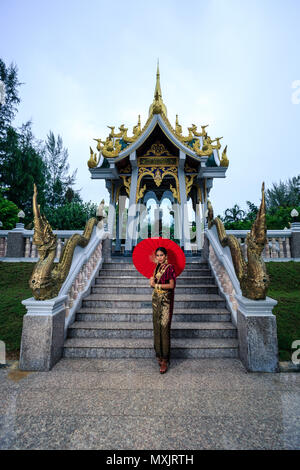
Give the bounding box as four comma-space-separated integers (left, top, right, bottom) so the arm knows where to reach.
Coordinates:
151, 261, 176, 361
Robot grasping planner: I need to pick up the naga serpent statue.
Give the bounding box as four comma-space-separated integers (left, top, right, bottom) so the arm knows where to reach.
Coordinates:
29, 184, 98, 300
207, 182, 269, 300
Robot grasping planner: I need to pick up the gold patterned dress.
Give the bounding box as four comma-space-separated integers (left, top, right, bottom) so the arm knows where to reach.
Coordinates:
151, 262, 177, 361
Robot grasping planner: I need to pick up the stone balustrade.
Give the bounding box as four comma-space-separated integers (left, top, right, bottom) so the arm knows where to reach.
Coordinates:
0, 228, 83, 260
226, 229, 293, 261
0, 232, 8, 257
19, 227, 111, 370
204, 225, 280, 372
1, 225, 299, 261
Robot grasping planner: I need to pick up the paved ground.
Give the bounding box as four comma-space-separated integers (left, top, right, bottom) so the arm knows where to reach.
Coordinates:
0, 357, 299, 450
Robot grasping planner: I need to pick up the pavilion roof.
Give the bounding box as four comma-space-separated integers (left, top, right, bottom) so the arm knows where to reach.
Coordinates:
87, 64, 229, 169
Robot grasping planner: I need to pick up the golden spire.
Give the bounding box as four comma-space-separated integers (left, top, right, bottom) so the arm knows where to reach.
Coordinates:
148, 60, 168, 117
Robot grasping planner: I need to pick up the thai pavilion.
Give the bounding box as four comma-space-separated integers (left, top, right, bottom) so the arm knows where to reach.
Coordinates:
87, 64, 229, 256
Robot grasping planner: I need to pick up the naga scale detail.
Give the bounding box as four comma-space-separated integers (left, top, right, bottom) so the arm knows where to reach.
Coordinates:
29, 184, 98, 300
207, 182, 269, 300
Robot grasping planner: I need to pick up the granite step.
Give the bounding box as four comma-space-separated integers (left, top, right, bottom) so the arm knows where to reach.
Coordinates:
82, 294, 226, 309
63, 259, 237, 360
91, 284, 219, 295
76, 308, 231, 322
95, 276, 215, 286
67, 321, 237, 339
97, 269, 212, 278
101, 262, 209, 270
63, 337, 239, 359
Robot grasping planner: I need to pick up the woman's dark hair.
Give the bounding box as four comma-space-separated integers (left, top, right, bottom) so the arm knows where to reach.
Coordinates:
155, 247, 167, 255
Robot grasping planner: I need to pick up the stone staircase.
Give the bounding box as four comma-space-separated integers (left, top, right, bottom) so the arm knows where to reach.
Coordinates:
63, 258, 239, 359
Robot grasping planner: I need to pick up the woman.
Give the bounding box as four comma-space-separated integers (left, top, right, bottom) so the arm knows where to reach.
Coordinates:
149, 247, 176, 374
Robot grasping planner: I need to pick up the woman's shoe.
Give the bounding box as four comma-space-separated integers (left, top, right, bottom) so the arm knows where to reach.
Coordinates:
160, 359, 168, 374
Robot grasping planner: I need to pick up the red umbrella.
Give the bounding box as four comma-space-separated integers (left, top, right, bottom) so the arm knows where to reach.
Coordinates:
132, 237, 186, 278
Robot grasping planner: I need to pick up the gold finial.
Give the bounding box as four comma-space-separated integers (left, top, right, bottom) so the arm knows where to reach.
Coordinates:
148, 61, 168, 117
175, 114, 182, 136
155, 60, 162, 100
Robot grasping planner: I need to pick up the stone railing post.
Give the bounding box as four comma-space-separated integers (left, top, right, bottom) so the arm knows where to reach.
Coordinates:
205, 227, 280, 372
236, 295, 279, 372
102, 236, 112, 262
19, 295, 68, 371
6, 223, 25, 258
290, 222, 300, 259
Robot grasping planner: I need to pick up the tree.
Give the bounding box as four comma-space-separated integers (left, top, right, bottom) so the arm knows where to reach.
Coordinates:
0, 122, 47, 225
0, 192, 19, 229
266, 176, 300, 211
223, 204, 246, 223
44, 131, 78, 208
0, 59, 22, 140
43, 201, 97, 230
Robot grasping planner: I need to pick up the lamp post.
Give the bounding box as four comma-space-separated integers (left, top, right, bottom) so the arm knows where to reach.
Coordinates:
17, 210, 25, 229
291, 208, 299, 225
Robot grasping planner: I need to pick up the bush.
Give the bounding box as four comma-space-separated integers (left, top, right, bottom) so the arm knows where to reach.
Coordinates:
0, 195, 19, 229
43, 201, 98, 230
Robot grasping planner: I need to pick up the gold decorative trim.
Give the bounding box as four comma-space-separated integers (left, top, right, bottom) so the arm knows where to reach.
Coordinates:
136, 166, 180, 203
120, 175, 131, 197
185, 174, 197, 198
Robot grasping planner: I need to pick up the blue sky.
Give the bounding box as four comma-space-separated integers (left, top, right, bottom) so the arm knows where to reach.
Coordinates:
1, 0, 299, 216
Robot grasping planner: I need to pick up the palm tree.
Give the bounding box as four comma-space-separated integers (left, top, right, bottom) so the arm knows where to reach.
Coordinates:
224, 204, 246, 223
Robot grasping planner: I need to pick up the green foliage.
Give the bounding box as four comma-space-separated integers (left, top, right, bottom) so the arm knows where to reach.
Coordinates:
223, 204, 246, 223
0, 59, 21, 139
0, 193, 19, 229
221, 177, 300, 230
0, 59, 84, 227
266, 205, 300, 229
0, 262, 35, 353
44, 131, 78, 208
0, 123, 47, 225
266, 176, 300, 210
43, 201, 98, 230
266, 262, 300, 361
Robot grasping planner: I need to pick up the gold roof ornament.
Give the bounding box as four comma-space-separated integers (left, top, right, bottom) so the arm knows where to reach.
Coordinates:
88, 146, 100, 168
220, 145, 229, 167
148, 61, 168, 117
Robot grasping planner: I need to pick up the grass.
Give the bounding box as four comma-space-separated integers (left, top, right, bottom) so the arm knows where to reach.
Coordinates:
0, 262, 35, 359
266, 261, 300, 361
0, 261, 299, 362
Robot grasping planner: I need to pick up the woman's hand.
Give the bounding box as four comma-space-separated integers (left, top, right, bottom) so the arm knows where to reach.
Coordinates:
150, 277, 156, 288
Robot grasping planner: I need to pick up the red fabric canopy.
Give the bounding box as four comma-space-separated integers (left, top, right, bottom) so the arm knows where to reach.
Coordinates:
132, 237, 186, 279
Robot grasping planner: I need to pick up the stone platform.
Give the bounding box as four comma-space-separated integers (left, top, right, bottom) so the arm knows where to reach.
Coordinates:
0, 358, 299, 450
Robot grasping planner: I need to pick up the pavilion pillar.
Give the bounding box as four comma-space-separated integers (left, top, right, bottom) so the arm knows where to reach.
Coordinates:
178, 151, 192, 255
106, 180, 117, 256
124, 151, 138, 256
114, 183, 123, 254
